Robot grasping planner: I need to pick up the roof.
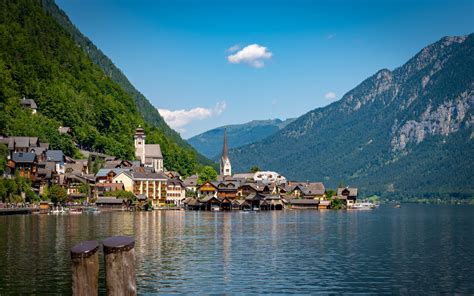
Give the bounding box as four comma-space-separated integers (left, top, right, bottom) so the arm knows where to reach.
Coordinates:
95, 168, 131, 178
10, 137, 39, 149
29, 147, 46, 156
145, 144, 162, 158
337, 187, 358, 197
65, 163, 84, 174
186, 198, 202, 206
183, 175, 198, 187
103, 160, 123, 169
20, 98, 37, 109
289, 199, 320, 205
11, 152, 36, 163
167, 178, 184, 187
131, 170, 168, 180
201, 196, 219, 203
290, 182, 326, 196
46, 150, 64, 162
245, 193, 266, 201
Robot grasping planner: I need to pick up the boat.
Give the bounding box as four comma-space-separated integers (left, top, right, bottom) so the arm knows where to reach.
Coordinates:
350, 202, 375, 210
83, 207, 100, 214
69, 208, 83, 215
395, 204, 401, 208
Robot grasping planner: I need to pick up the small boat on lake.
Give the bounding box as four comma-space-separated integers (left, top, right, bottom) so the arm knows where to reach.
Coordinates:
350, 202, 376, 210
83, 207, 100, 214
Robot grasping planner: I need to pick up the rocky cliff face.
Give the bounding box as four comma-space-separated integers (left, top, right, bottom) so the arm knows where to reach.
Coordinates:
230, 34, 474, 198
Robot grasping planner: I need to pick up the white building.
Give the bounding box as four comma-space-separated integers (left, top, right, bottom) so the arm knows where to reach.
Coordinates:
134, 126, 163, 172
253, 171, 287, 185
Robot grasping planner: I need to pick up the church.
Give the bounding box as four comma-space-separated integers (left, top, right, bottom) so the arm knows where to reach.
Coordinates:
134, 126, 164, 172
220, 129, 232, 177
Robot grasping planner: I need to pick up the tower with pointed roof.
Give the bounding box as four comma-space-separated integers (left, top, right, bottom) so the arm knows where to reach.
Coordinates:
134, 126, 146, 164
220, 129, 232, 176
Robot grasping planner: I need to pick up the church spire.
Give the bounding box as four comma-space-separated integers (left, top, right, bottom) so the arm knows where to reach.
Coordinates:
220, 128, 231, 176
222, 128, 229, 160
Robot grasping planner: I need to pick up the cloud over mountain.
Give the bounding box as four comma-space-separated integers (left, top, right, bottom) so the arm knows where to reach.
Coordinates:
158, 101, 226, 133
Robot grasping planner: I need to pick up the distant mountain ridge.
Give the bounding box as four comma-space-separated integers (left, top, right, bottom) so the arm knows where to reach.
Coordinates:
230, 34, 474, 199
187, 118, 295, 159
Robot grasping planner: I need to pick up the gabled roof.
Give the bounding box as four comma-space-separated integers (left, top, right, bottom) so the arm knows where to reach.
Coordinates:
245, 193, 266, 201
131, 169, 168, 180
145, 144, 162, 158
337, 187, 358, 197
289, 182, 325, 196
9, 137, 39, 149
200, 195, 220, 203
46, 150, 65, 162
11, 152, 36, 163
95, 168, 131, 178
20, 98, 37, 109
183, 174, 198, 187
167, 178, 184, 187
198, 181, 218, 190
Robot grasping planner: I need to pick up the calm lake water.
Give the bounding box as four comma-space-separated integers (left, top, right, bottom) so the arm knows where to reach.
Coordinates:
0, 204, 473, 294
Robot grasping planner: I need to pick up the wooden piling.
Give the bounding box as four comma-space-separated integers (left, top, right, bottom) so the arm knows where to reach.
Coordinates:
103, 236, 136, 296
71, 240, 99, 296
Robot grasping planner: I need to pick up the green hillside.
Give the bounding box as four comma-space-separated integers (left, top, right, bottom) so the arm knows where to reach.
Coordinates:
230, 35, 474, 199
0, 0, 204, 176
187, 118, 295, 159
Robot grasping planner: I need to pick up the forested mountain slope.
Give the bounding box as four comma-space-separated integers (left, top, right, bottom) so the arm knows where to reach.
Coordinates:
0, 0, 205, 176
230, 34, 474, 199
40, 0, 213, 167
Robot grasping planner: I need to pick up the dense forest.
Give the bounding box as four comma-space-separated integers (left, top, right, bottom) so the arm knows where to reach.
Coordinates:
0, 0, 210, 176
230, 35, 474, 199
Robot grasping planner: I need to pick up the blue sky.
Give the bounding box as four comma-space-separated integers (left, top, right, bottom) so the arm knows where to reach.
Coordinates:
57, 0, 473, 138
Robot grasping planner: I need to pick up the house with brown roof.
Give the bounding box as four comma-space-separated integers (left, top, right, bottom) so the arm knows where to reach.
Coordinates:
216, 180, 240, 200
7, 152, 38, 181
337, 187, 358, 207
288, 182, 326, 199
197, 181, 218, 198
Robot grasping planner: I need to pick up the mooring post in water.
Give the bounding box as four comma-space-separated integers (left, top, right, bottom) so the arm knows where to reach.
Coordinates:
71, 240, 99, 296
103, 236, 136, 296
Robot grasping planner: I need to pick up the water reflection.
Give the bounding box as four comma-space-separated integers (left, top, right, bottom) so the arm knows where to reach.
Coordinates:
0, 205, 473, 294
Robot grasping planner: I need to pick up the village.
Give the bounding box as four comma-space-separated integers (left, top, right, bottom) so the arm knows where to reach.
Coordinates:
0, 99, 362, 213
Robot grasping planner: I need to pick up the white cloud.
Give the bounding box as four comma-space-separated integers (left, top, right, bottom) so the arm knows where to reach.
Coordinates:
158, 101, 226, 133
226, 44, 241, 53
227, 44, 273, 68
325, 91, 337, 100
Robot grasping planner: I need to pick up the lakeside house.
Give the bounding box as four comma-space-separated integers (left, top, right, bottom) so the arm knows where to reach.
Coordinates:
0, 127, 358, 210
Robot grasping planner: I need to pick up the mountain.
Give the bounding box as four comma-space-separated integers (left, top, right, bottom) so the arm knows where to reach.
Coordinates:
0, 0, 206, 176
230, 34, 474, 199
187, 118, 295, 159
40, 0, 213, 167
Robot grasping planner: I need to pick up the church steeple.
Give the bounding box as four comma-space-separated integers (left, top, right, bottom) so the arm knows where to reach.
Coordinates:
220, 129, 231, 176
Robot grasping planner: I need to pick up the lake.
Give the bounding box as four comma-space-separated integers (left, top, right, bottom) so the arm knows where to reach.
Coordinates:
0, 204, 473, 294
